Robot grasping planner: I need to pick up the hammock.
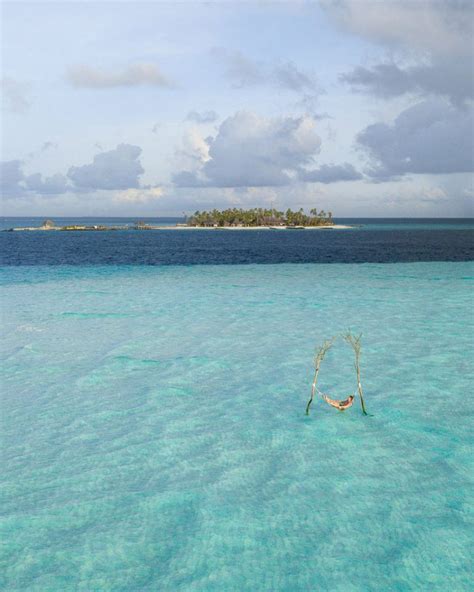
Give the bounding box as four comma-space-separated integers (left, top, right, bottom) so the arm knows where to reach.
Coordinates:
305, 333, 369, 416
319, 389, 355, 411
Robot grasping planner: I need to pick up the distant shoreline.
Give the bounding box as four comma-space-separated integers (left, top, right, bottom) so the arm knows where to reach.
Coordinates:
6, 224, 354, 232
159, 224, 353, 230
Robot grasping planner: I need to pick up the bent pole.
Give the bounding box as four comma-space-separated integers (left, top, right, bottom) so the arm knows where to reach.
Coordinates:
355, 356, 368, 415
344, 332, 368, 416
305, 339, 333, 416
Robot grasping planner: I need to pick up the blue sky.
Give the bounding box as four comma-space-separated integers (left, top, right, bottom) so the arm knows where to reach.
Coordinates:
1, 0, 473, 216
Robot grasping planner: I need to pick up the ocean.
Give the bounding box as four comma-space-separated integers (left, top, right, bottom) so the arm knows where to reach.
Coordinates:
1, 218, 473, 265
1, 219, 473, 590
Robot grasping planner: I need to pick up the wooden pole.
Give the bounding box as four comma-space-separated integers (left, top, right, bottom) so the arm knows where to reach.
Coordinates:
344, 332, 368, 415
305, 339, 333, 415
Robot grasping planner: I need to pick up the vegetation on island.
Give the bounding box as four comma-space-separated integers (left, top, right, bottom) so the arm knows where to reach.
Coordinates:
186, 207, 333, 227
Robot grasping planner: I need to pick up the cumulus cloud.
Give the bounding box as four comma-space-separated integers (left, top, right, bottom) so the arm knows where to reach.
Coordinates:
325, 0, 474, 181
25, 172, 69, 194
67, 63, 172, 88
2, 144, 147, 199
173, 111, 322, 187
357, 100, 474, 179
1, 77, 31, 113
300, 163, 362, 183
67, 144, 144, 190
174, 128, 211, 173
0, 160, 26, 196
186, 110, 218, 124
1, 161, 69, 197
329, 0, 473, 106
212, 48, 319, 93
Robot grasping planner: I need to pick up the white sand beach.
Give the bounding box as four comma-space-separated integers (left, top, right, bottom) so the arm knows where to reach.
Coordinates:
152, 224, 354, 230
8, 224, 354, 232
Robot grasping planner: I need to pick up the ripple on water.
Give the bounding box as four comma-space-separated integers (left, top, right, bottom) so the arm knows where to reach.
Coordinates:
1, 261, 473, 591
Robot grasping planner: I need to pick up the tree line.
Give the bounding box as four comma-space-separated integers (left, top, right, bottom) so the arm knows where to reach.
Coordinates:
186, 207, 333, 227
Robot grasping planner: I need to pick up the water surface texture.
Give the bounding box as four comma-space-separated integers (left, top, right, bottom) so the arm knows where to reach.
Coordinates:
2, 262, 473, 591
2, 218, 473, 265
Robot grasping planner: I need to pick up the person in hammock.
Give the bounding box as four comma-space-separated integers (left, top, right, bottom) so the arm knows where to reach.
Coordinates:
323, 393, 355, 410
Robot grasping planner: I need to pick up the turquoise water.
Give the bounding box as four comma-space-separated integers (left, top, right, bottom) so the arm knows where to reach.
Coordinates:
1, 262, 473, 590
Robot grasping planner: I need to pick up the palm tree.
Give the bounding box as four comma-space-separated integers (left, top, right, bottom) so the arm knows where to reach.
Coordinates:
186, 207, 335, 228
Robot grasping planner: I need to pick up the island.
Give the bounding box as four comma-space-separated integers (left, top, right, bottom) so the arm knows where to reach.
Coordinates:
185, 207, 335, 228
4, 210, 354, 232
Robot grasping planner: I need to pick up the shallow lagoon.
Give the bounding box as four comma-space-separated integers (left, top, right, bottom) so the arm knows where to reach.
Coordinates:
1, 262, 473, 590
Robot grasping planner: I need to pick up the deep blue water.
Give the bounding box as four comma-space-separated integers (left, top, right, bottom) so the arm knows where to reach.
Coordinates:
1, 218, 473, 265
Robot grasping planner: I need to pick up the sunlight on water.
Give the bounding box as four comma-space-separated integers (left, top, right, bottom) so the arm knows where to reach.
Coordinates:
1, 262, 473, 590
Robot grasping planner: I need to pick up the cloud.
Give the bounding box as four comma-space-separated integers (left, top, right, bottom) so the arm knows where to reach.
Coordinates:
321, 0, 473, 56
67, 144, 144, 190
1, 160, 69, 197
174, 128, 210, 173
272, 61, 316, 92
327, 1, 473, 106
417, 186, 449, 204
25, 173, 69, 195
211, 48, 265, 87
212, 48, 319, 92
325, 1, 474, 180
341, 56, 473, 105
113, 187, 164, 204
295, 92, 331, 117
1, 77, 31, 113
172, 171, 203, 187
357, 100, 474, 179
2, 143, 146, 199
67, 63, 172, 88
0, 160, 26, 196
0, 161, 69, 198
173, 111, 321, 187
41, 141, 58, 152
27, 141, 59, 160
300, 163, 362, 183
186, 110, 218, 124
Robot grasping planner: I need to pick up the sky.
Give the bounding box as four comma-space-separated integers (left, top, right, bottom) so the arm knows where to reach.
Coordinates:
1, 0, 473, 217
